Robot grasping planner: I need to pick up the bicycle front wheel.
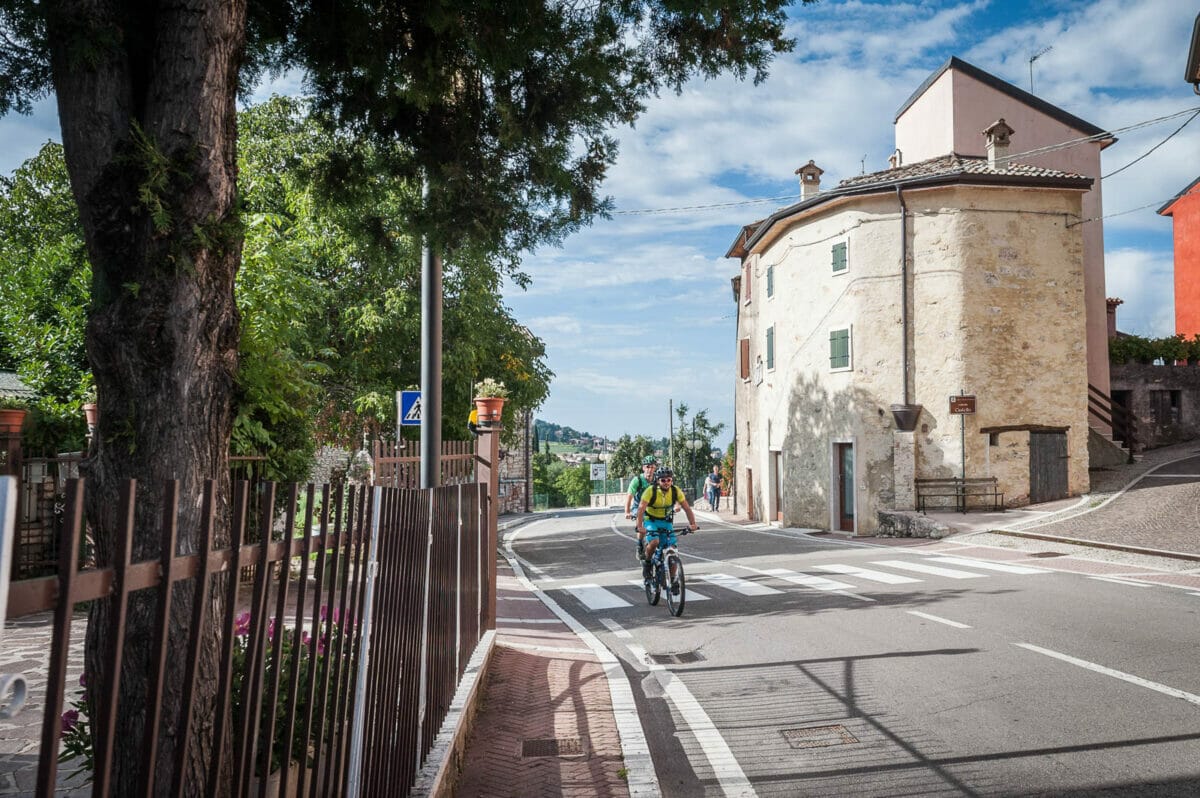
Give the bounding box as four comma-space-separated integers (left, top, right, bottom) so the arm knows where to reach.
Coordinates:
665, 554, 685, 617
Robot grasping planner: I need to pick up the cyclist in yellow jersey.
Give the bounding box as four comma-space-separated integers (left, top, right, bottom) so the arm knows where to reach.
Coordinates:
634, 466, 698, 581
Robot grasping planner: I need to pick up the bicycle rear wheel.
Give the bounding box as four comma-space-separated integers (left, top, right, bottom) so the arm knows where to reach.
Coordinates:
665, 554, 685, 617
645, 560, 661, 605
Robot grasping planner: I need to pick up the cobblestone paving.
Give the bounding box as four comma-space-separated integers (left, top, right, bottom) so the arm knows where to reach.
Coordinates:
0, 612, 90, 796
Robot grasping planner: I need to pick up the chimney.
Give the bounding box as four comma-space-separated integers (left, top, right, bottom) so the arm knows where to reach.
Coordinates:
795, 160, 824, 200
1106, 297, 1124, 339
888, 149, 902, 169
983, 118, 1015, 168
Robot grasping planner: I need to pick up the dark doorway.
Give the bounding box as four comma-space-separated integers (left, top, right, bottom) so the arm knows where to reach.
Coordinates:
772, 451, 783, 522
746, 467, 755, 522
835, 443, 855, 532
1029, 431, 1068, 503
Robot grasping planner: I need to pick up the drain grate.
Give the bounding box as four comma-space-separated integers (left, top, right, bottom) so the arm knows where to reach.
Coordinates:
649, 650, 705, 665
522, 737, 584, 758
1029, 551, 1068, 558
781, 725, 859, 749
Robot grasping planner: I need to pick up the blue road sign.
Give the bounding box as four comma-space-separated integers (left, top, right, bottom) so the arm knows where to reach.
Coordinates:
400, 390, 422, 426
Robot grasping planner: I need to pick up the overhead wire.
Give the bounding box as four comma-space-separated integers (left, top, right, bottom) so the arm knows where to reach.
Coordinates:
608, 106, 1200, 217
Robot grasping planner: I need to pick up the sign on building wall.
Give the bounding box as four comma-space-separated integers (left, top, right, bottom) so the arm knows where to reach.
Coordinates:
590, 463, 607, 480
949, 395, 977, 414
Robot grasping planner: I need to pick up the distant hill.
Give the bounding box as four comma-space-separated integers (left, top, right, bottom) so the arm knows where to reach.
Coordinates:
534, 419, 595, 444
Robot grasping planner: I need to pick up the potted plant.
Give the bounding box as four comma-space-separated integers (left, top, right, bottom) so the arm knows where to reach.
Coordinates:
473, 378, 509, 424
0, 396, 30, 435
82, 385, 98, 432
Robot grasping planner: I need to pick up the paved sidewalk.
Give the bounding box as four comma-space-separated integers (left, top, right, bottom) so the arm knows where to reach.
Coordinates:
454, 552, 632, 798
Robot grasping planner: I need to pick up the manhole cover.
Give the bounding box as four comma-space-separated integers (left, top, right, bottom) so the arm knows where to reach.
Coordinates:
1029, 551, 1068, 558
781, 725, 859, 749
649, 651, 705, 665
522, 737, 584, 758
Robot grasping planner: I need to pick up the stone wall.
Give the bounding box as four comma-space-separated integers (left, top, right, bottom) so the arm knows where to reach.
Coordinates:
311, 445, 353, 486
1110, 363, 1200, 449
497, 414, 532, 515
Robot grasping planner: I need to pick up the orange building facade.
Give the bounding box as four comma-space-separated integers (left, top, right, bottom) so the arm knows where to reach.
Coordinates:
1160, 177, 1200, 337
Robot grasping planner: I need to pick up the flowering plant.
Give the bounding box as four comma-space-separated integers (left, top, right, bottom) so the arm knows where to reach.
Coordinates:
230, 606, 356, 775
58, 673, 93, 777
473, 378, 508, 399
58, 605, 356, 780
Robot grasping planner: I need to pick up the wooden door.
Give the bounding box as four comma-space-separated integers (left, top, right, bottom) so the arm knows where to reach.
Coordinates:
746, 468, 754, 522
1029, 431, 1068, 504
835, 443, 855, 532
772, 451, 783, 522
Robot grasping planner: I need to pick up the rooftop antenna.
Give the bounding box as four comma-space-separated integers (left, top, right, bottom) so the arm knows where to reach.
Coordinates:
1028, 45, 1052, 93
860, 154, 867, 174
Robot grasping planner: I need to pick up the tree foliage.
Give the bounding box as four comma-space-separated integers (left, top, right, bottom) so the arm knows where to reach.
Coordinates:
609, 434, 659, 479
665, 402, 725, 497
0, 142, 91, 453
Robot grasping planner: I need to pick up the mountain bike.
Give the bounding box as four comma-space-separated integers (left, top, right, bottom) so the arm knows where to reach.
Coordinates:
644, 528, 693, 617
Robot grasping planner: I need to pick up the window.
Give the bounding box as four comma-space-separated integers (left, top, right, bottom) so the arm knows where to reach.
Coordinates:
766, 325, 775, 370
1149, 390, 1181, 424
739, 337, 751, 380
831, 241, 848, 274
829, 327, 852, 370
766, 264, 775, 298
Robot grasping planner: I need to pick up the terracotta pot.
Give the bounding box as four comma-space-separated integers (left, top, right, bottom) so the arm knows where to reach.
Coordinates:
473, 396, 506, 424
0, 408, 28, 435
83, 402, 98, 429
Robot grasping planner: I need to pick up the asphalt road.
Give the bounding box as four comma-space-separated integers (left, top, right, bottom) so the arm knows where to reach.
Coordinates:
507, 509, 1200, 797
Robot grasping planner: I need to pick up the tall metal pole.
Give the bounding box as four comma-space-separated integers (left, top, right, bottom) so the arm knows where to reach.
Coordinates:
420, 179, 443, 488
668, 400, 674, 472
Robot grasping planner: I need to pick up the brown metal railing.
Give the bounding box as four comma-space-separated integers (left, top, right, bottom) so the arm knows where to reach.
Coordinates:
5, 479, 370, 796
373, 440, 476, 488
356, 482, 487, 795
3, 468, 493, 796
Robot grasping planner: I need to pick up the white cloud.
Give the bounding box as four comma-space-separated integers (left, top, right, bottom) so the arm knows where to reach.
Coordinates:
1105, 246, 1175, 336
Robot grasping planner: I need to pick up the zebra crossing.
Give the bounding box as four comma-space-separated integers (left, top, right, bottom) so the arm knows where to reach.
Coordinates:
549, 555, 1051, 612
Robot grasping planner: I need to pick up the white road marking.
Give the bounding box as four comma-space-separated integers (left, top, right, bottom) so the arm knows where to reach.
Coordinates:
1016, 643, 1200, 706
562, 583, 633, 609
598, 618, 633, 638
907, 611, 972, 629
1088, 576, 1153, 587
814, 563, 921, 584
924, 556, 1050, 575
622, 639, 759, 797
699, 573, 784, 596
498, 595, 541, 601
871, 560, 986, 579
761, 568, 857, 592
496, 618, 563, 624
626, 580, 711, 600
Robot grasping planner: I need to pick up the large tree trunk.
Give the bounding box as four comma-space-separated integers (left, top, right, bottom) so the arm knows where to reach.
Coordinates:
47, 0, 247, 792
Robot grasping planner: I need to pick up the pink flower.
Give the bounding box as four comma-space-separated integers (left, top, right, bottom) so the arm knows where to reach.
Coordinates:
234, 612, 251, 637
319, 605, 328, 622
61, 709, 79, 733
78, 673, 86, 687
301, 631, 311, 646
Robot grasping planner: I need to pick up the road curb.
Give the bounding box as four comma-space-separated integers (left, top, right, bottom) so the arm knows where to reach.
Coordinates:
988, 528, 1200, 563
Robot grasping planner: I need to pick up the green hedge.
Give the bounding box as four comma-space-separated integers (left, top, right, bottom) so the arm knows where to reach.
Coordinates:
1109, 334, 1200, 365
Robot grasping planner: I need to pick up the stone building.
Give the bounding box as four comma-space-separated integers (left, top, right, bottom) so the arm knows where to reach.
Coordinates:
496, 411, 534, 515
729, 133, 1097, 533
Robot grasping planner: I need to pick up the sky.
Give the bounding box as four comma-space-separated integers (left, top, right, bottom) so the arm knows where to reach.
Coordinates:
2, 0, 1197, 449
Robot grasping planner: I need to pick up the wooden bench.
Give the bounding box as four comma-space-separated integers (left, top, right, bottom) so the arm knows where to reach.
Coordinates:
915, 477, 1004, 514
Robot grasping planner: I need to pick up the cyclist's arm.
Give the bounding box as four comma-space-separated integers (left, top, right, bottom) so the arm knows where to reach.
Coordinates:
625, 490, 635, 518
634, 500, 649, 531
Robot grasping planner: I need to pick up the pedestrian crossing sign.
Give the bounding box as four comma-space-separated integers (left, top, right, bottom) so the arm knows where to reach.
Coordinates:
400, 390, 422, 426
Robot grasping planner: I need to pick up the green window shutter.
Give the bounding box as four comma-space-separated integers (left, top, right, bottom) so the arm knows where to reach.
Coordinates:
766, 326, 775, 369
766, 264, 774, 297
832, 242, 847, 273
829, 328, 850, 369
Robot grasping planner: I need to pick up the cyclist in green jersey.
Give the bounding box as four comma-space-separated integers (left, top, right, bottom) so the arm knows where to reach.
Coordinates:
626, 456, 658, 562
